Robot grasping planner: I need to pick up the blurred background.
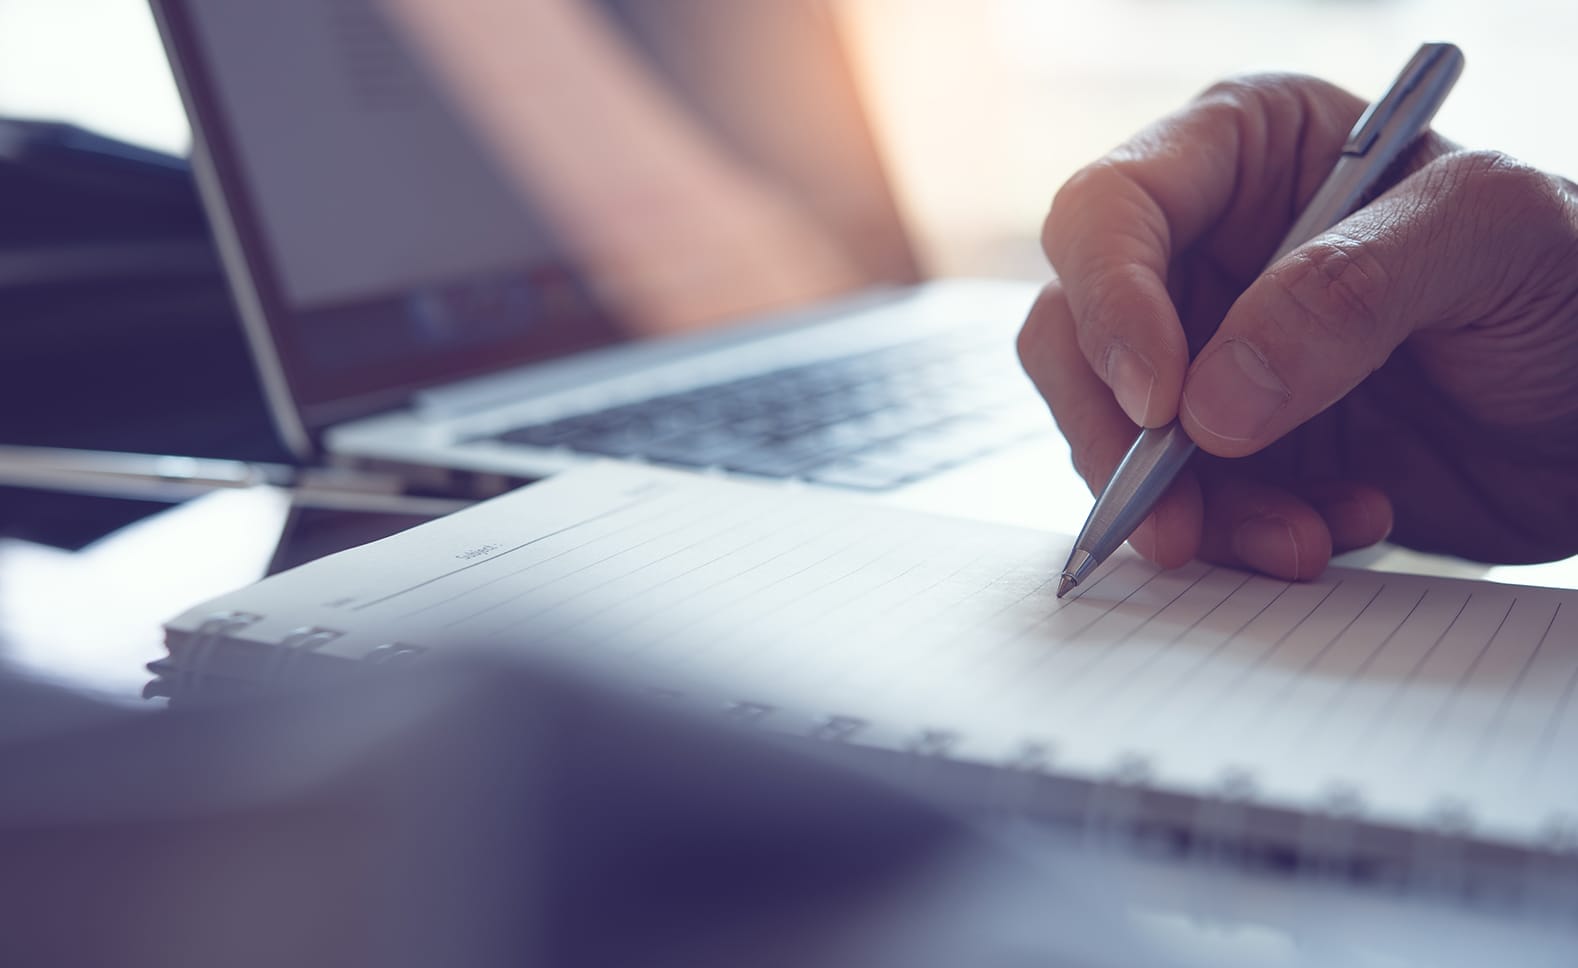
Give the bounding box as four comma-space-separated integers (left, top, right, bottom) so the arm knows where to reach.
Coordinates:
4, 0, 1576, 281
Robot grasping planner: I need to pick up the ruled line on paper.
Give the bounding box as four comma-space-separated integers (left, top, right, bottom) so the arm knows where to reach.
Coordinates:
697, 534, 977, 680
1467, 602, 1562, 774
1153, 584, 1388, 769
1321, 592, 1473, 772
906, 559, 1138, 712
1155, 581, 1346, 738
575, 512, 870, 653
967, 565, 1219, 718
1037, 566, 1163, 645
1530, 603, 1578, 780
404, 485, 799, 635
835, 563, 1036, 693
1100, 578, 1294, 738
828, 551, 1081, 707
1224, 581, 1401, 754
399, 491, 716, 622
1401, 597, 1519, 765
351, 493, 657, 611
257, 464, 1578, 841
1300, 587, 1470, 776
1016, 569, 1249, 733
448, 495, 767, 632
618, 513, 895, 662
549, 507, 849, 645
756, 547, 1001, 689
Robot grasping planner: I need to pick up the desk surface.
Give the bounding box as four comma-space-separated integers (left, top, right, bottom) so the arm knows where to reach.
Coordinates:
0, 486, 291, 698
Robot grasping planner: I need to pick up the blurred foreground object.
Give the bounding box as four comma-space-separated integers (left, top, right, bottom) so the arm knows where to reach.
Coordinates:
0, 657, 1153, 968
0, 119, 280, 546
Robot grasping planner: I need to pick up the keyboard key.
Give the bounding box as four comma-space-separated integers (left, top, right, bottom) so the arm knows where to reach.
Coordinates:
494, 412, 612, 447
804, 458, 914, 491
566, 431, 655, 458
486, 334, 1039, 483
719, 447, 828, 479
635, 430, 755, 467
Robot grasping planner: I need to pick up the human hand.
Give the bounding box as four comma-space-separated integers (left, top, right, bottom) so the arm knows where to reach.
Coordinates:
1019, 73, 1578, 579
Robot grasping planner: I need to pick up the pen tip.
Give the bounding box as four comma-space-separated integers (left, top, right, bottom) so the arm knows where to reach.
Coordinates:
1057, 575, 1075, 599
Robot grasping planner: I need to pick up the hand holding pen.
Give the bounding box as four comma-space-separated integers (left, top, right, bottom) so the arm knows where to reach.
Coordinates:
1017, 44, 1578, 590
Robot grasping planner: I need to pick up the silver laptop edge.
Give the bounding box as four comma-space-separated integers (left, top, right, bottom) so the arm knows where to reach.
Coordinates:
151, 0, 1088, 533
327, 278, 1040, 478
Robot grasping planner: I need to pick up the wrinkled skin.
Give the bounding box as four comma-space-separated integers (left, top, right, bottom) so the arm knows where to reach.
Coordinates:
1019, 73, 1578, 579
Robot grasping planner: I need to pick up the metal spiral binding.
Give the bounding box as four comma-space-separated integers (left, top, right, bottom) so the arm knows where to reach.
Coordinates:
675, 696, 1578, 917
894, 727, 962, 801
1188, 767, 1258, 871
362, 642, 427, 666
1526, 812, 1578, 921
265, 626, 345, 687
809, 714, 865, 743
1295, 782, 1365, 885
722, 700, 774, 725
907, 728, 958, 758
983, 738, 1055, 821
1083, 752, 1155, 855
181, 611, 262, 695
1411, 797, 1474, 902
1007, 739, 1054, 773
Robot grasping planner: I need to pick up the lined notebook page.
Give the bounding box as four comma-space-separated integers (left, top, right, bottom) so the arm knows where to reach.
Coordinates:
176, 463, 1578, 846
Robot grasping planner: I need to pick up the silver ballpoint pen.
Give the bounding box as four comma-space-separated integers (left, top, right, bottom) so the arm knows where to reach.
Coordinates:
1057, 42, 1464, 598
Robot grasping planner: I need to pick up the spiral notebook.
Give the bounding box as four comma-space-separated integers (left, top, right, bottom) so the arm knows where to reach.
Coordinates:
153, 462, 1578, 909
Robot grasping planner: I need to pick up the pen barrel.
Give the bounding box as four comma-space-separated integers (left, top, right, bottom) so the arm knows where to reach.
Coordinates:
1073, 423, 1196, 567
1267, 43, 1463, 268
1266, 155, 1382, 266
1063, 43, 1462, 579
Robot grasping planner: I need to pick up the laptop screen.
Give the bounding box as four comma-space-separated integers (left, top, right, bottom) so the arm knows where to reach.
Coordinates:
152, 0, 919, 445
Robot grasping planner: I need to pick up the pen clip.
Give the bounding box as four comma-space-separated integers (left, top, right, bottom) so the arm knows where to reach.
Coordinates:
1343, 43, 1463, 156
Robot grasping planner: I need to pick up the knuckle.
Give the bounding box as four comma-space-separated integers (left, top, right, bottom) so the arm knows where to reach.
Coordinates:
1197, 71, 1327, 119
1428, 149, 1578, 284
1434, 150, 1567, 224
1044, 160, 1126, 252
1199, 73, 1288, 108
1054, 159, 1124, 209
1046, 163, 1169, 279
1067, 277, 1142, 375
1267, 236, 1391, 345
1016, 287, 1055, 371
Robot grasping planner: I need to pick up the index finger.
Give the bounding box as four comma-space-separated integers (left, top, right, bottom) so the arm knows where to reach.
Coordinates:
1042, 77, 1366, 428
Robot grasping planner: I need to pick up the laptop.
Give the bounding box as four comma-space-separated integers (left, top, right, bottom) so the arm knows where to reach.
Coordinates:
149, 0, 1084, 532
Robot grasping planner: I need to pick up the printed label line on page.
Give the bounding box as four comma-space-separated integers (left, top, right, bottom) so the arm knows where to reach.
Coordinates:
399, 492, 716, 621
350, 494, 659, 611
450, 497, 768, 632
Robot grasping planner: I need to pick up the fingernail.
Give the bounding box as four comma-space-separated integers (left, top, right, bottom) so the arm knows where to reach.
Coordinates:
1233, 514, 1300, 577
1182, 339, 1289, 442
1104, 343, 1156, 426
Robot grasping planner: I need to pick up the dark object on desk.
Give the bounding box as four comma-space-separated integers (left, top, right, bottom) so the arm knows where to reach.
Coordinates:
1, 655, 1155, 967
0, 119, 283, 548
266, 501, 443, 576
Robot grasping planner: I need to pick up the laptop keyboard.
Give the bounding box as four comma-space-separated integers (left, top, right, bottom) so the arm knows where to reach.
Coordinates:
484, 334, 1048, 491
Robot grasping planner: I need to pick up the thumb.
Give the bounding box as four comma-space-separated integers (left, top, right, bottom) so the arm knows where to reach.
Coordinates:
1179, 149, 1576, 458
